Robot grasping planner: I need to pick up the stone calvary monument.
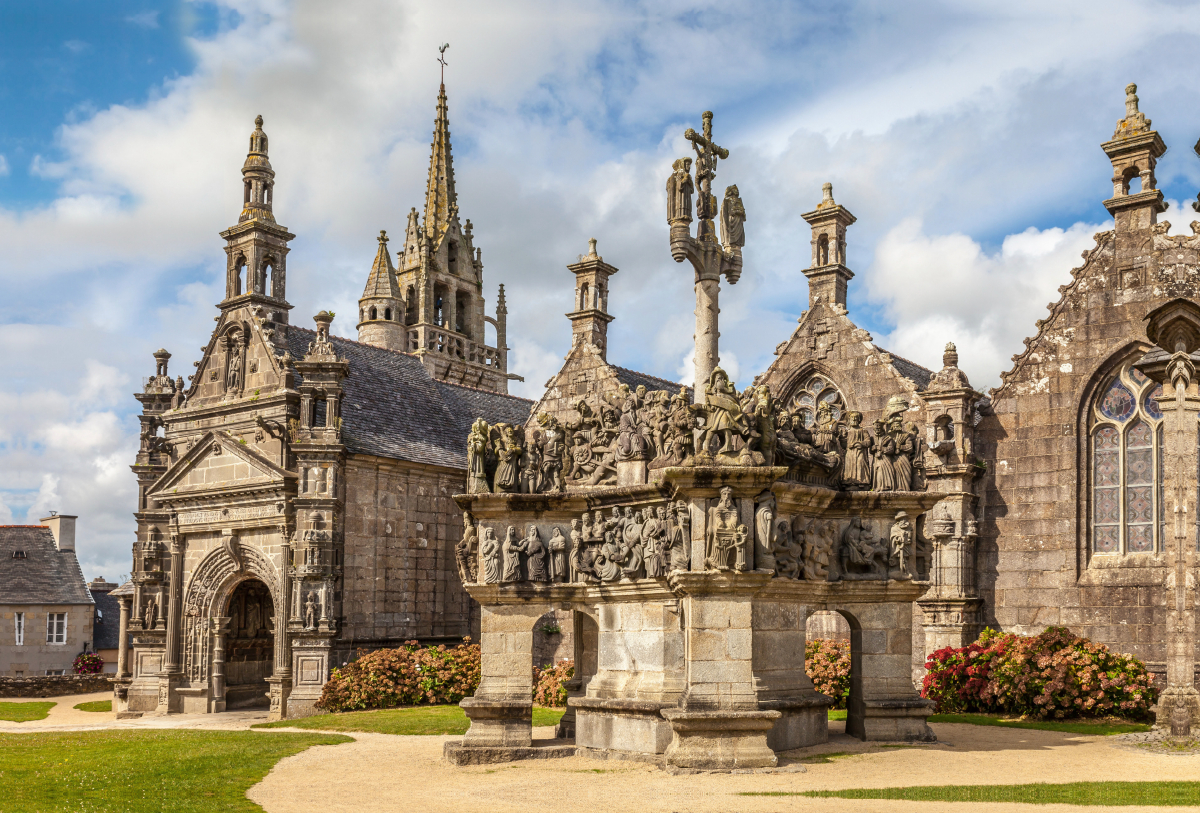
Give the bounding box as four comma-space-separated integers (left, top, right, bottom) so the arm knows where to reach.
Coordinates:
448, 112, 943, 770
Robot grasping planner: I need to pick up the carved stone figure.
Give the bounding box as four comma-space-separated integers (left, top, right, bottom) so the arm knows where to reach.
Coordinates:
890, 417, 915, 491
143, 596, 157, 629
538, 413, 566, 493
226, 341, 242, 391
524, 524, 548, 583
520, 433, 543, 494
871, 420, 897, 492
707, 486, 748, 571
455, 513, 478, 583
616, 384, 652, 461
595, 530, 622, 581
754, 492, 776, 573
569, 519, 590, 582
666, 157, 694, 224
304, 592, 318, 629
501, 526, 522, 583
548, 527, 568, 582
467, 418, 490, 494
888, 511, 913, 580
839, 517, 886, 580
494, 424, 522, 493
750, 386, 776, 466
772, 518, 799, 579
479, 526, 500, 584
800, 519, 834, 581
669, 501, 690, 572
698, 368, 749, 459
721, 184, 746, 248
841, 411, 873, 490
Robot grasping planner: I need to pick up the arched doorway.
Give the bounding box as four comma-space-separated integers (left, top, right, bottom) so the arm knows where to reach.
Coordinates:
223, 579, 274, 709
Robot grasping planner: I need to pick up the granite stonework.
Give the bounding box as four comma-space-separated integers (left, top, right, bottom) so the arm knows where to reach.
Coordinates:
120, 86, 533, 721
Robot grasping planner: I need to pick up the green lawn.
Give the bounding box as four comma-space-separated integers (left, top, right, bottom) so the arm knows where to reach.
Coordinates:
0, 701, 55, 722
827, 709, 846, 721
253, 704, 565, 735
927, 712, 1151, 735
0, 730, 351, 813
74, 700, 112, 713
746, 782, 1200, 806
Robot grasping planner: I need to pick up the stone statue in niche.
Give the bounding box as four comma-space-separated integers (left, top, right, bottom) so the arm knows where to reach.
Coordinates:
143, 596, 157, 629
523, 524, 549, 583
479, 526, 500, 584
618, 510, 645, 579
841, 411, 873, 490
888, 511, 913, 580
668, 501, 690, 572
304, 591, 318, 629
707, 486, 749, 571
642, 506, 665, 578
455, 513, 478, 583
548, 527, 568, 582
771, 518, 799, 579
467, 418, 490, 494
666, 157, 694, 224
754, 492, 777, 573
226, 341, 243, 391
569, 519, 591, 583
721, 184, 746, 248
501, 526, 522, 583
838, 517, 886, 580
800, 518, 834, 580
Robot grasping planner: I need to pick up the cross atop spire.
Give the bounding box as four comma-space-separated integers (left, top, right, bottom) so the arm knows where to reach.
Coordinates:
423, 81, 458, 242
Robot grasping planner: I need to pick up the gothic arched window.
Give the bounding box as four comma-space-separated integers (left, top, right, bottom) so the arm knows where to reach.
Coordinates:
788, 374, 845, 429
1090, 362, 1163, 554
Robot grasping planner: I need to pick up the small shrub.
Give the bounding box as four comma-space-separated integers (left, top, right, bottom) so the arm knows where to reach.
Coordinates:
316, 638, 480, 713
805, 638, 850, 709
922, 626, 1157, 720
73, 652, 104, 675
533, 660, 574, 707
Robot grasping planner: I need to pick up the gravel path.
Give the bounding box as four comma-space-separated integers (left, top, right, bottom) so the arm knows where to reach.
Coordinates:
0, 691, 268, 733
248, 720, 1200, 813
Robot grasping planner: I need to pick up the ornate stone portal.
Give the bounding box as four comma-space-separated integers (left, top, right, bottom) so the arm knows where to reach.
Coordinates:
449, 113, 940, 769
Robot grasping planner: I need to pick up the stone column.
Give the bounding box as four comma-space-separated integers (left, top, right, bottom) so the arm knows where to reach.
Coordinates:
210, 617, 230, 713
116, 595, 132, 678
460, 603, 551, 748
158, 532, 185, 713
693, 274, 719, 403
267, 528, 293, 722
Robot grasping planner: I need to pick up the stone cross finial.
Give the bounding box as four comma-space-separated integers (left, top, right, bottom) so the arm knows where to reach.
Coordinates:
1125, 83, 1139, 117
822, 183, 834, 205
943, 342, 958, 369
378, 230, 388, 245
588, 238, 598, 257
255, 114, 264, 128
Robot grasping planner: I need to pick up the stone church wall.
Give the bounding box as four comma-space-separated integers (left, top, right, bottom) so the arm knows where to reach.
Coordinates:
341, 455, 476, 647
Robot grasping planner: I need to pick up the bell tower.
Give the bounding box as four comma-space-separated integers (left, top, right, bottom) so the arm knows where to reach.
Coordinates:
1102, 83, 1167, 233
566, 238, 618, 360
220, 115, 295, 328
357, 231, 406, 352
801, 183, 856, 311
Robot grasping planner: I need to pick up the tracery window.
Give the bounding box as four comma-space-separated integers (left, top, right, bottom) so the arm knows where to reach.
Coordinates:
788, 374, 845, 429
1090, 363, 1164, 554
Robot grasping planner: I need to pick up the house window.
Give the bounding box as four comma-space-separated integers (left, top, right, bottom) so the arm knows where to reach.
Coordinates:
45, 670, 65, 676
14, 612, 23, 646
46, 613, 66, 645
1091, 363, 1164, 554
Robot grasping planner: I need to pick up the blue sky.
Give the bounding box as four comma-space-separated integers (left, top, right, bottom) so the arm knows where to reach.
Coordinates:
3, 0, 1200, 580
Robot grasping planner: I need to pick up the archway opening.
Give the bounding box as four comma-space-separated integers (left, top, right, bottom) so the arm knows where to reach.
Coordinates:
223, 579, 274, 709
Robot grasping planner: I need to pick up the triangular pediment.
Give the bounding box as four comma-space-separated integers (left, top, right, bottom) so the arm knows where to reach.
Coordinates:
149, 430, 294, 502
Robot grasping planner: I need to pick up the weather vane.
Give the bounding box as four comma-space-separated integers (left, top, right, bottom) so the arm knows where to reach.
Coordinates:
438, 43, 449, 83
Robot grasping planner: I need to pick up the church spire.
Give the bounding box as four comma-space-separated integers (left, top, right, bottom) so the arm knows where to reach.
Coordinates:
423, 83, 457, 242
240, 115, 276, 224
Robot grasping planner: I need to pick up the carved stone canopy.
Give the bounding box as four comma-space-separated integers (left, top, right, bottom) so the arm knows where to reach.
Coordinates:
1135, 298, 1200, 384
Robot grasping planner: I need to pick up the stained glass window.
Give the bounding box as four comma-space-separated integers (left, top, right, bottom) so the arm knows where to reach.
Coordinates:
1091, 363, 1163, 554
789, 375, 845, 429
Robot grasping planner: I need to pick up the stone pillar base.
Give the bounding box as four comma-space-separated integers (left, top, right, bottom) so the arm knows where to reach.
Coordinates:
155, 672, 183, 714
660, 708, 781, 769
572, 697, 673, 756
176, 687, 208, 714
1155, 686, 1200, 733
266, 676, 292, 722
443, 740, 576, 766
761, 695, 833, 751
461, 697, 533, 747
848, 698, 935, 742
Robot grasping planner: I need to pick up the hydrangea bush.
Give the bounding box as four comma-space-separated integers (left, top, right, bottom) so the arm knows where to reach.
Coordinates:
72, 652, 104, 675
316, 639, 481, 713
923, 626, 1157, 720
805, 638, 850, 709
532, 660, 575, 707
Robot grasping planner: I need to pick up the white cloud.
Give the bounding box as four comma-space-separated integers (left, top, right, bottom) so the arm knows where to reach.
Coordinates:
867, 219, 1105, 390
126, 11, 160, 29
0, 155, 8, 177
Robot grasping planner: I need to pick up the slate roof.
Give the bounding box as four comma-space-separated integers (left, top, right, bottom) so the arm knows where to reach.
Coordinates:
90, 586, 121, 650
879, 349, 934, 391
0, 526, 93, 606
612, 365, 693, 398
287, 328, 533, 469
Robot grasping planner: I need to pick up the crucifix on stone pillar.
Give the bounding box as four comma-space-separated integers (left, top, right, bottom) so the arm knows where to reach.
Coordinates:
666, 110, 746, 404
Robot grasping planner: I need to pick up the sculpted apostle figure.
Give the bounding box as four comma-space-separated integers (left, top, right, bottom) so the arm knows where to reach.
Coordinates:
666, 157, 694, 224
871, 419, 897, 492
466, 418, 490, 494
479, 526, 500, 584
524, 525, 549, 583
721, 184, 746, 248
501, 526, 523, 583
455, 513, 478, 583
699, 368, 748, 456
841, 412, 873, 490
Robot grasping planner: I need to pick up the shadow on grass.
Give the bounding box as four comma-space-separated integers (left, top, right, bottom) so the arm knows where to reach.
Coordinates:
74, 700, 113, 713
743, 781, 1200, 806
252, 704, 565, 735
